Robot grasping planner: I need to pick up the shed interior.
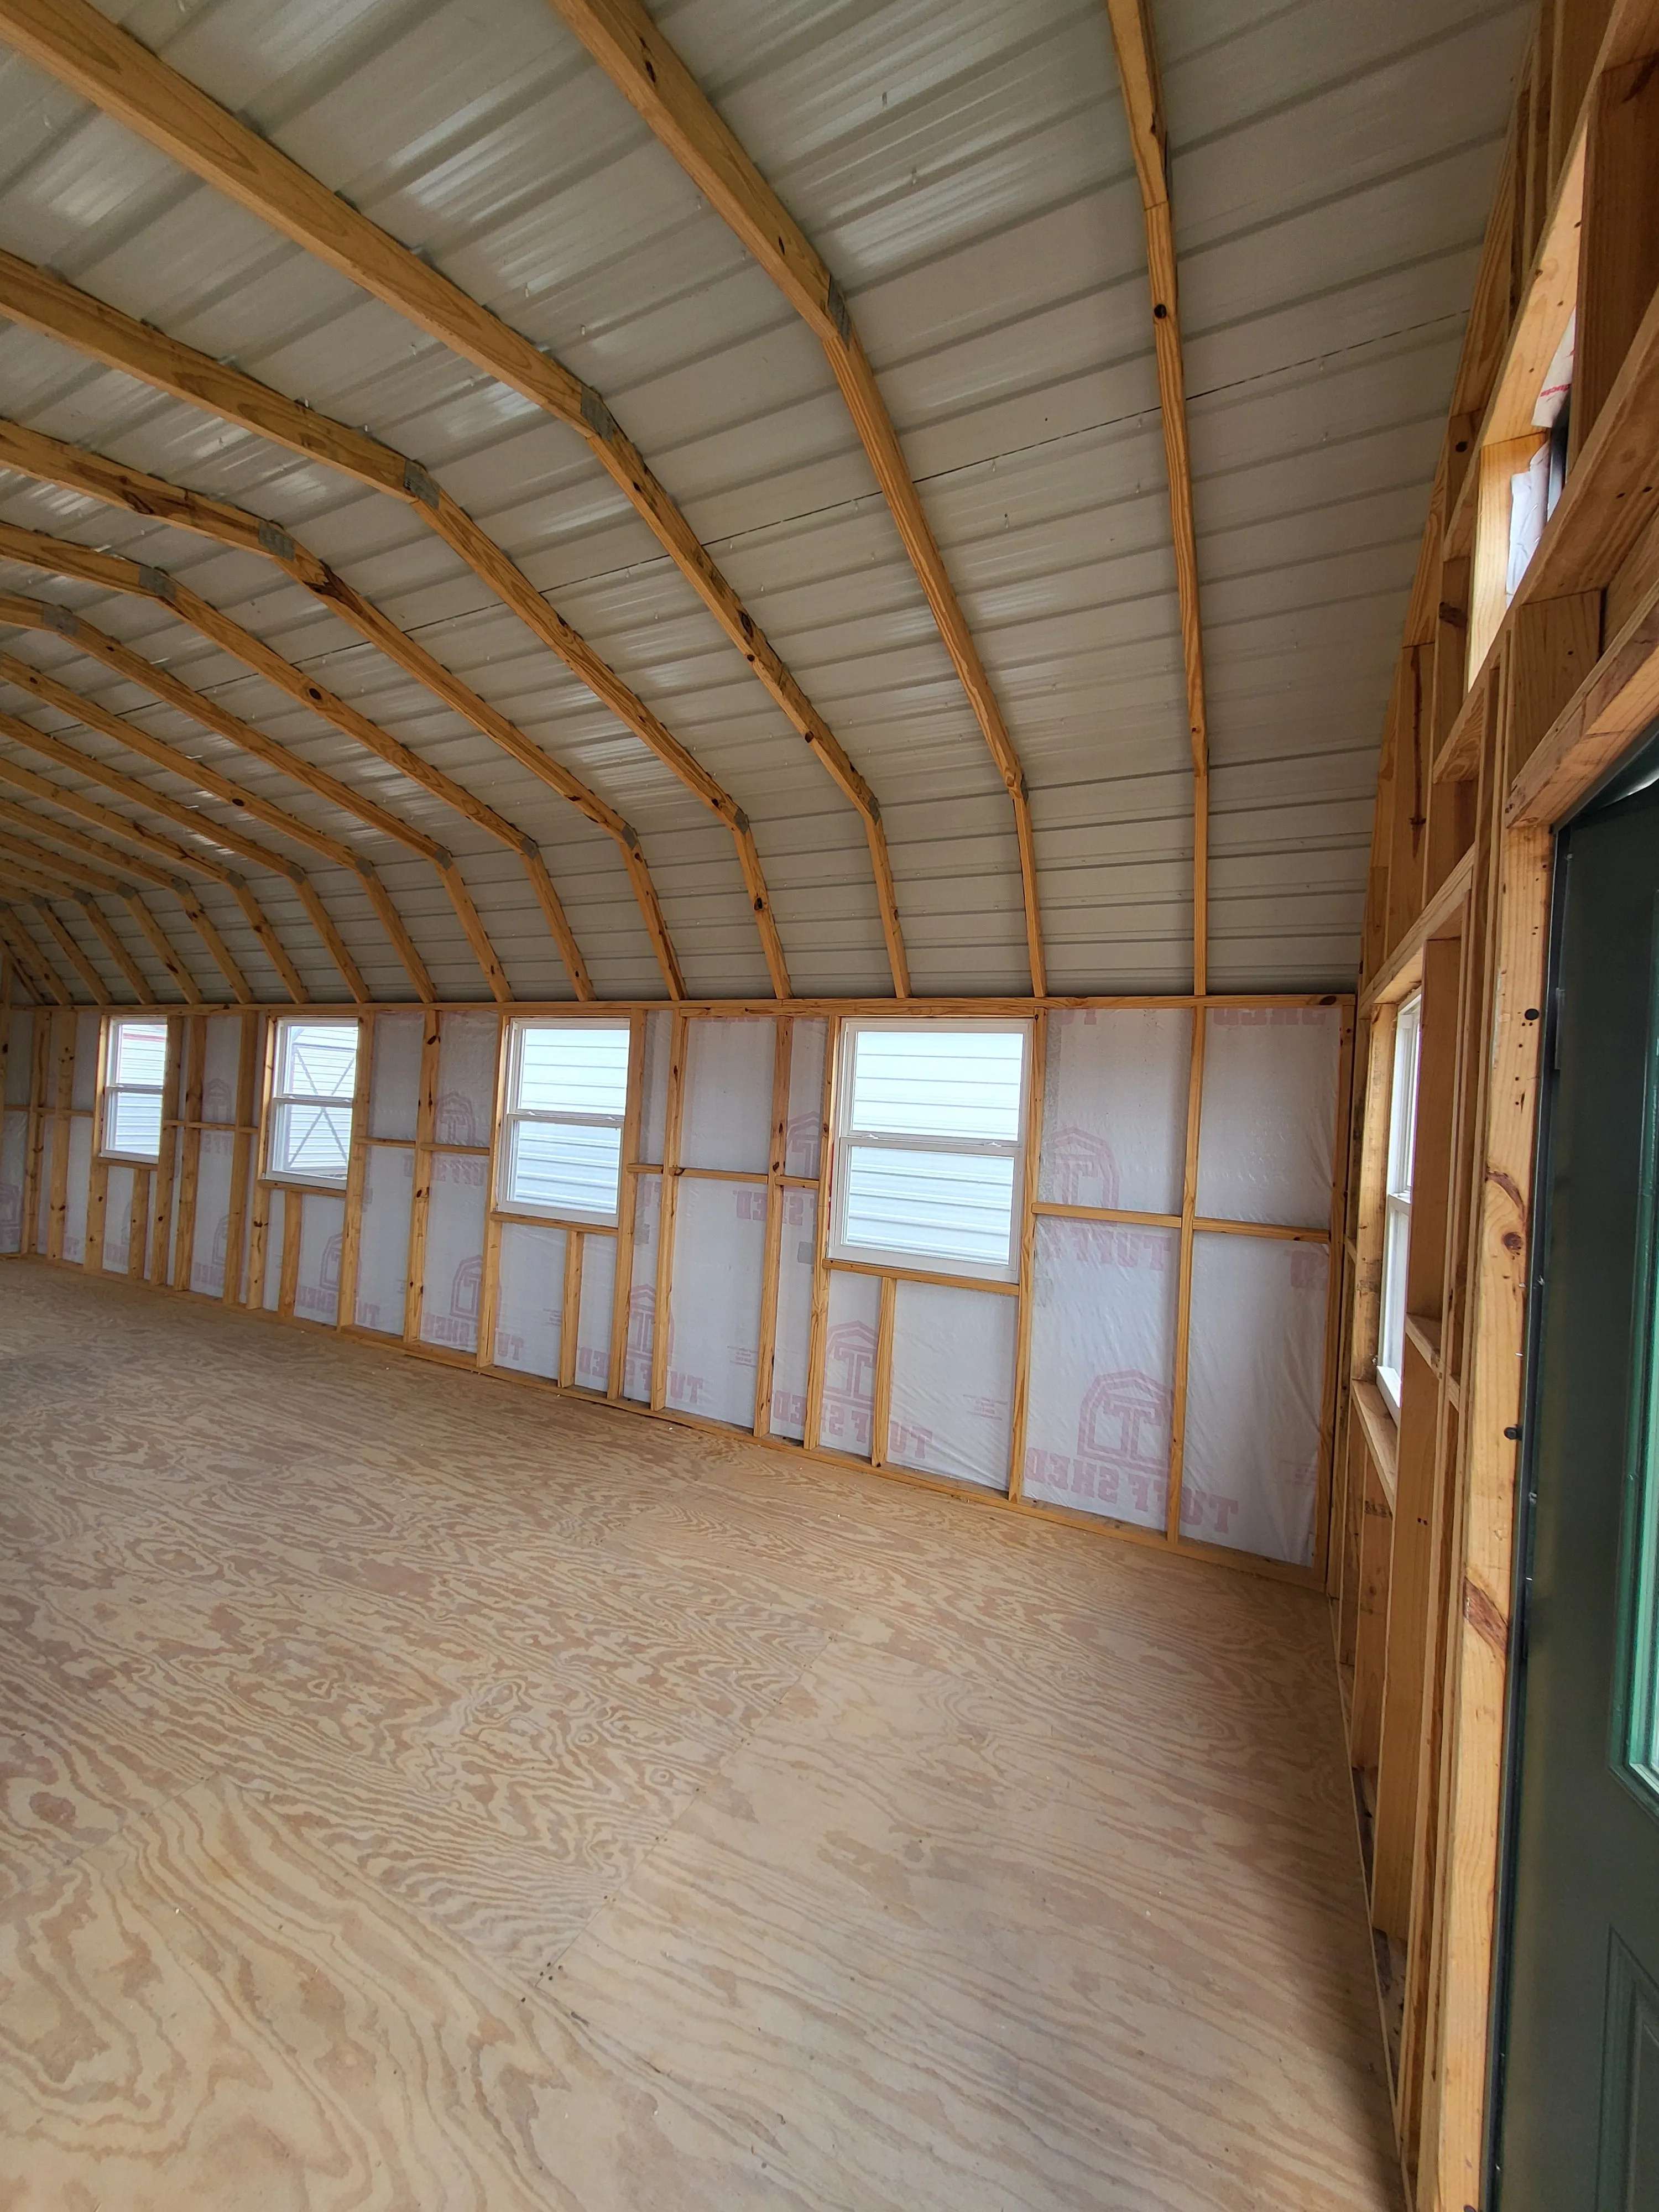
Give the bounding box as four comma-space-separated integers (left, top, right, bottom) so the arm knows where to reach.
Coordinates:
3, 1, 1656, 2206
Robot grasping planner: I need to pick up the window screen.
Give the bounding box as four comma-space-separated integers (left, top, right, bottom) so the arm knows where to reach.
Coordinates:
499, 1020, 630, 1224
830, 1024, 1029, 1280
1376, 994, 1422, 1416
101, 1018, 168, 1161
267, 1020, 359, 1184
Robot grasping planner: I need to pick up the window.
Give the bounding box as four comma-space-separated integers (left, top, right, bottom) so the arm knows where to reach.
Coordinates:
829, 1022, 1030, 1281
499, 1020, 630, 1224
267, 1019, 360, 1184
101, 1018, 168, 1161
1376, 994, 1423, 1416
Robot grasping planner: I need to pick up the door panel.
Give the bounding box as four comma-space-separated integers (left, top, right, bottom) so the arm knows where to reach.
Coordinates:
1494, 772, 1659, 2209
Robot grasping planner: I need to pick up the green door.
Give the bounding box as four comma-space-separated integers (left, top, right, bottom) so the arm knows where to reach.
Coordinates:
1494, 765, 1659, 2208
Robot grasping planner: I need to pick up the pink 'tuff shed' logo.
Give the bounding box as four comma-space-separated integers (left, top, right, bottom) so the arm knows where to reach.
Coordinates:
820, 1319, 876, 1452
1044, 1125, 1120, 1211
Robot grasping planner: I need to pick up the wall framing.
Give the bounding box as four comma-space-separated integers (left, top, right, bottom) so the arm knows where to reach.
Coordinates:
2, 987, 1349, 1595
1329, 2, 1659, 2201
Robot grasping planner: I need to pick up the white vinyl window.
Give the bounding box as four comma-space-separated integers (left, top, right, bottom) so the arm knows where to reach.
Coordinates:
101, 1017, 168, 1162
499, 1020, 630, 1224
266, 1019, 359, 1185
829, 1022, 1031, 1282
1376, 993, 1423, 1417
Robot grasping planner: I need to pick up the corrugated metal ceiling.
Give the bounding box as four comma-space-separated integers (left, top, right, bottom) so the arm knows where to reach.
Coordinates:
0, 0, 1528, 1004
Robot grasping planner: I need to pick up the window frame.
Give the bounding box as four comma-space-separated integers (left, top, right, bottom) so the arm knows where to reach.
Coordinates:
98, 1015, 170, 1165
495, 1016, 633, 1228
262, 1014, 363, 1190
827, 1017, 1034, 1286
1376, 993, 1423, 1418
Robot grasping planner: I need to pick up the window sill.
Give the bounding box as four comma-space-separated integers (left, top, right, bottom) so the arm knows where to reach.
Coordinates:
258, 1173, 350, 1194
99, 1151, 161, 1168
490, 1204, 619, 1233
827, 1253, 1019, 1296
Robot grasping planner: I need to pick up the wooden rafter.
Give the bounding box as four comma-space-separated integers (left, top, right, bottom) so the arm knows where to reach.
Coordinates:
0, 11, 908, 992
1100, 0, 1210, 994
0, 901, 66, 1002
0, 533, 633, 1003
0, 810, 258, 1004
0, 623, 432, 999
0, 590, 573, 1004
0, 722, 330, 1002
0, 412, 782, 998
541, 0, 1042, 995
17, 893, 110, 1004
0, 540, 512, 1003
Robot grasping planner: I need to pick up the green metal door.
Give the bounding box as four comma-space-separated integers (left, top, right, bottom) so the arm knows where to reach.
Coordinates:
1494, 764, 1659, 2208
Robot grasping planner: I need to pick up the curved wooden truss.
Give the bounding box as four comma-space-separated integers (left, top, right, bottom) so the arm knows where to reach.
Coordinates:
0, 703, 349, 999
0, 811, 251, 1002
1099, 0, 1211, 998
0, 351, 782, 996
0, 518, 662, 999
0, 0, 911, 997
542, 0, 1046, 995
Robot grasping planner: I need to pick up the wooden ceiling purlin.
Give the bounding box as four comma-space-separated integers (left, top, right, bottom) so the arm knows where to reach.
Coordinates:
0, 719, 337, 1003
1100, 0, 1211, 997
0, 7, 907, 995
0, 538, 502, 1005
541, 0, 1042, 997
0, 407, 781, 998
0, 811, 247, 1005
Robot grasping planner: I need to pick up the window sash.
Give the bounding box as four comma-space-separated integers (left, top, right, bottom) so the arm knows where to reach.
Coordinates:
830, 1020, 1030, 1282
100, 1019, 168, 1161
265, 1020, 360, 1184
498, 1020, 629, 1224
1376, 1192, 1412, 1417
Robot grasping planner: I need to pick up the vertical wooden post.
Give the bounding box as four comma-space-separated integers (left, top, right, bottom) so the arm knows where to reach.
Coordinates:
474, 1015, 507, 1371
244, 1018, 277, 1310
752, 1016, 793, 1437
278, 1183, 302, 1318
560, 1228, 583, 1389
608, 1011, 648, 1400
335, 1011, 377, 1332
44, 1010, 75, 1262
222, 1011, 262, 1305
147, 1018, 183, 1284
868, 1272, 897, 1469
649, 1012, 687, 1411
1006, 1009, 1048, 1503
802, 1014, 842, 1454
1425, 822, 1553, 2211
84, 1013, 112, 1277
172, 1015, 208, 1292
20, 1014, 47, 1256
1311, 1003, 1358, 1585
402, 1012, 441, 1344
1165, 1003, 1208, 1547
128, 1169, 150, 1282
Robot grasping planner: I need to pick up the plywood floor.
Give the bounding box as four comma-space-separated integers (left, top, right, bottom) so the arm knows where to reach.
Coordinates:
0, 1266, 1400, 2211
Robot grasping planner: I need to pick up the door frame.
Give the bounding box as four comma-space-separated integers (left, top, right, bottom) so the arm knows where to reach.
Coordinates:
1485, 719, 1659, 2203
